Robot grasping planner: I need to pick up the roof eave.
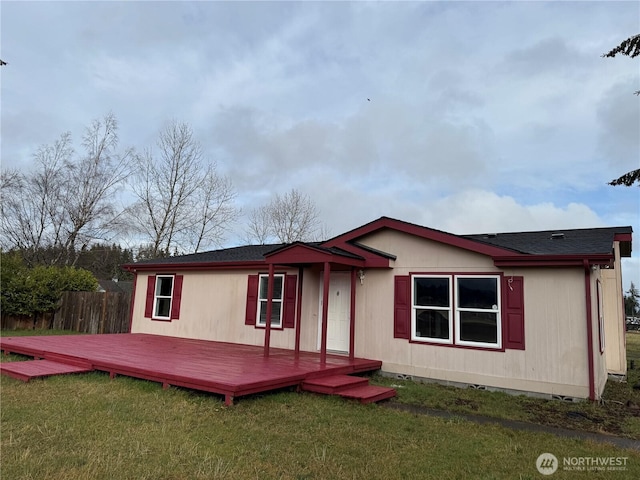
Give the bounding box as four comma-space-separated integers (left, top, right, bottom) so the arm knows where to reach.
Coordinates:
493, 253, 614, 268
122, 260, 268, 273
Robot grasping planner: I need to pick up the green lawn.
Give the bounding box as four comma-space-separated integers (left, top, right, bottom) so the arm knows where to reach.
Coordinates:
1, 330, 640, 479
1, 372, 639, 480
373, 333, 640, 440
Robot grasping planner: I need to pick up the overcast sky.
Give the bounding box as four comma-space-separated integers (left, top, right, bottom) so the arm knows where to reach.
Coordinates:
1, 1, 638, 288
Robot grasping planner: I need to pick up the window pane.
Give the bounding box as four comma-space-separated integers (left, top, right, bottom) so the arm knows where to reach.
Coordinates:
458, 278, 497, 309
259, 301, 282, 326
259, 276, 284, 300
459, 311, 497, 344
414, 278, 449, 307
155, 298, 171, 318
273, 276, 283, 300
156, 277, 173, 297
415, 309, 449, 339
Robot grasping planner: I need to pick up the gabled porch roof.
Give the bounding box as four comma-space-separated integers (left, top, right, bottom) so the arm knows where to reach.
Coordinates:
264, 242, 367, 267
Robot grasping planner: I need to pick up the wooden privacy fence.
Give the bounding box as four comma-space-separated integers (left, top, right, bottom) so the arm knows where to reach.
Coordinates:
52, 291, 131, 334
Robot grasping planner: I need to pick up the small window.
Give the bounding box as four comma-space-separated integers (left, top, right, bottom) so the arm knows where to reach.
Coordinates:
412, 276, 452, 344
257, 274, 284, 327
456, 276, 501, 348
153, 275, 174, 320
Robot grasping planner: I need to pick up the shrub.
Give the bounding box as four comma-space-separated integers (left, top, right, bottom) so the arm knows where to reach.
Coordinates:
1, 252, 98, 317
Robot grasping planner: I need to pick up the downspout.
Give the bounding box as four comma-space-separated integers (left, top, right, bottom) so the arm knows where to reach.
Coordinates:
584, 259, 596, 401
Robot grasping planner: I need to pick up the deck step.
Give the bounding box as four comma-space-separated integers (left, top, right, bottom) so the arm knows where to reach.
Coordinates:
337, 385, 397, 404
301, 374, 396, 403
301, 374, 369, 394
0, 359, 93, 382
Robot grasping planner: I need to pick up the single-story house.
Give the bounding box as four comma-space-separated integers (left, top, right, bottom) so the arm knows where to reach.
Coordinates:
123, 217, 632, 401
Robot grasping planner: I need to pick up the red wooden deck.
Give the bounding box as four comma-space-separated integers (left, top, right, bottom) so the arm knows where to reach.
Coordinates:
0, 334, 384, 405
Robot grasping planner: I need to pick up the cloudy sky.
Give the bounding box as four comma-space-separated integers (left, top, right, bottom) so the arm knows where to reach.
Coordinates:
1, 1, 638, 287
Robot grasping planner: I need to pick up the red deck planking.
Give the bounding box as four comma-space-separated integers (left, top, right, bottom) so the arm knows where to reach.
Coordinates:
0, 359, 93, 382
0, 334, 383, 405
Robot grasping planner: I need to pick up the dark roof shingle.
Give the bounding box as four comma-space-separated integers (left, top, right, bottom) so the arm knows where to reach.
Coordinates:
463, 226, 632, 256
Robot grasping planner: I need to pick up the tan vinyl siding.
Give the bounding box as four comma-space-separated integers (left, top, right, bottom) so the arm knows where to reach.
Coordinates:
131, 269, 299, 349
353, 230, 592, 398
602, 242, 627, 376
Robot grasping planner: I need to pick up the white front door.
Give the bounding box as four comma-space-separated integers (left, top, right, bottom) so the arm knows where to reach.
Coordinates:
318, 272, 351, 353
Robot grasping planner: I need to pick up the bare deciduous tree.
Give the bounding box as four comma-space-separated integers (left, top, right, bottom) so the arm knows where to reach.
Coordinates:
603, 34, 640, 187
62, 113, 132, 261
127, 121, 238, 257
245, 188, 324, 244
1, 114, 131, 265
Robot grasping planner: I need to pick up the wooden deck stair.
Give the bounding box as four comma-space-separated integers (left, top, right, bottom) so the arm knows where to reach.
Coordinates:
0, 359, 93, 382
301, 374, 396, 404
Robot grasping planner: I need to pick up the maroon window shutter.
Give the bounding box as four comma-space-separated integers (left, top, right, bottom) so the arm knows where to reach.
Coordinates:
170, 275, 183, 320
503, 276, 525, 350
283, 275, 298, 328
394, 275, 411, 339
144, 276, 156, 318
245, 275, 259, 326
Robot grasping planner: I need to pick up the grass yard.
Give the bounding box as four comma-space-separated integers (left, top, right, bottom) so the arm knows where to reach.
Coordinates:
1, 372, 639, 480
1, 330, 639, 479
372, 333, 640, 440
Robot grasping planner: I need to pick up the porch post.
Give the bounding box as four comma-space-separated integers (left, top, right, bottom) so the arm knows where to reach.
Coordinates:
263, 263, 275, 357
349, 268, 357, 361
294, 266, 304, 356
320, 262, 331, 364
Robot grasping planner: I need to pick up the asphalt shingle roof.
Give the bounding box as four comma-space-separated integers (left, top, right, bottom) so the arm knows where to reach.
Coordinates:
463, 226, 632, 255
134, 244, 286, 264
130, 225, 631, 267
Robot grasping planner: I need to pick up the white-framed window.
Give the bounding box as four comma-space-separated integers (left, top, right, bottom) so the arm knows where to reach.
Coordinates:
153, 275, 174, 320
455, 275, 501, 348
412, 275, 453, 344
411, 274, 501, 349
257, 274, 284, 328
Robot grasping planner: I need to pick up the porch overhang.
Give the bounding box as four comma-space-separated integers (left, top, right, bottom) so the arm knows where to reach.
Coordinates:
264, 242, 366, 268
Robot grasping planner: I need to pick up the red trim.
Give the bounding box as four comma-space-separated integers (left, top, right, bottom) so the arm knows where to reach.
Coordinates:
144, 276, 156, 318
294, 267, 304, 355
614, 232, 632, 242
393, 276, 411, 339
408, 339, 505, 352
502, 276, 525, 350
584, 260, 596, 401
324, 217, 518, 258
128, 274, 138, 332
282, 275, 297, 328
494, 254, 613, 268
320, 263, 331, 364
265, 242, 366, 267
245, 275, 259, 326
170, 275, 183, 320
326, 243, 391, 268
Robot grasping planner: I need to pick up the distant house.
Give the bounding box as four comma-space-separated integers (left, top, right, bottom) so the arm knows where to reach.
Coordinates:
123, 217, 632, 401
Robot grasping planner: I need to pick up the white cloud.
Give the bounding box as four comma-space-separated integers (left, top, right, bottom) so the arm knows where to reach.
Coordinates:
2, 0, 638, 286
